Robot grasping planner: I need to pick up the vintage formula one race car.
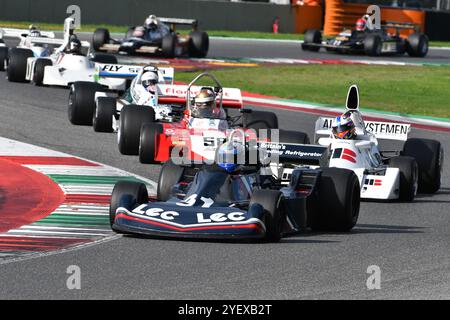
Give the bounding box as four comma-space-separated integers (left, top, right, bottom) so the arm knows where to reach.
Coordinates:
136, 73, 307, 165
302, 22, 428, 57
68, 64, 175, 130
7, 18, 128, 90
311, 85, 444, 201
109, 139, 360, 241
0, 25, 56, 73
93, 15, 209, 58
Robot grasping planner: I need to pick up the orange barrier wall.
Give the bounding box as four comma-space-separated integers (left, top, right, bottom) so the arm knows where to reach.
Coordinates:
323, 0, 425, 36
295, 4, 323, 34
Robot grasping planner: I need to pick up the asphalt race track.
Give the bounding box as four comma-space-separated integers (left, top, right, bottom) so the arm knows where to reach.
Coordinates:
0, 69, 449, 299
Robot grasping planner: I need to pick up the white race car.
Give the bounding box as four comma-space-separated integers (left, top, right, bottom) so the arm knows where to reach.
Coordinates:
0, 25, 56, 75
7, 18, 126, 91
68, 64, 175, 141
313, 85, 443, 201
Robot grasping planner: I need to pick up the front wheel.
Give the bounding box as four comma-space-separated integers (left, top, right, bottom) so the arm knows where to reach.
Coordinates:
0, 46, 8, 71
139, 122, 163, 164
32, 58, 52, 86
389, 156, 418, 202
249, 189, 284, 242
7, 48, 33, 82
118, 105, 156, 155
93, 97, 116, 132
68, 81, 105, 126
406, 33, 428, 57
110, 181, 148, 231
302, 29, 322, 52
311, 168, 360, 231
157, 160, 185, 201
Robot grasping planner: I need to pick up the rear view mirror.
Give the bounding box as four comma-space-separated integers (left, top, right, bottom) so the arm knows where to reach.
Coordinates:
346, 85, 359, 110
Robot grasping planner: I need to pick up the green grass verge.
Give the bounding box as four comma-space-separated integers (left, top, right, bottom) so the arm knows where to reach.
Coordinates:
175, 65, 450, 119
1, 20, 449, 47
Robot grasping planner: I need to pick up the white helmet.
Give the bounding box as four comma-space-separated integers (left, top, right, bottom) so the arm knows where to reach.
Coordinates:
145, 15, 158, 29
141, 71, 159, 93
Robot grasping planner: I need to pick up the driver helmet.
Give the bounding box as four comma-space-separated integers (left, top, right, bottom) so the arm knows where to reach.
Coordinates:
191, 88, 221, 119
332, 111, 357, 140
67, 35, 82, 54
217, 141, 244, 173
356, 18, 367, 31
145, 15, 159, 30
29, 26, 41, 37
141, 71, 159, 94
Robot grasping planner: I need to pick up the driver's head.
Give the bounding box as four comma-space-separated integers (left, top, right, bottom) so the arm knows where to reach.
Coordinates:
332, 111, 357, 140
68, 35, 82, 54
141, 71, 159, 94
29, 29, 41, 37
356, 18, 367, 31
145, 15, 158, 30
191, 88, 219, 119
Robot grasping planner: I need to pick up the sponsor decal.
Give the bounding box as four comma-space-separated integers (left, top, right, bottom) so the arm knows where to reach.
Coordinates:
132, 205, 179, 221
364, 179, 383, 186
332, 148, 357, 163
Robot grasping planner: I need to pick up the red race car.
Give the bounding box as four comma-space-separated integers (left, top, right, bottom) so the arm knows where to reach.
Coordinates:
136, 73, 307, 165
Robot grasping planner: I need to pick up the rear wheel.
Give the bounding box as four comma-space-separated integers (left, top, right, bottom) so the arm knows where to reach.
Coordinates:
118, 105, 156, 155
157, 160, 185, 201
32, 58, 52, 86
0, 46, 8, 71
110, 181, 148, 230
249, 190, 284, 242
389, 156, 418, 202
161, 34, 176, 58
364, 35, 382, 56
93, 28, 110, 51
93, 97, 116, 132
243, 110, 278, 130
139, 122, 164, 164
7, 48, 33, 82
402, 138, 443, 193
406, 33, 428, 57
68, 81, 105, 125
302, 29, 321, 52
311, 168, 360, 231
188, 31, 209, 58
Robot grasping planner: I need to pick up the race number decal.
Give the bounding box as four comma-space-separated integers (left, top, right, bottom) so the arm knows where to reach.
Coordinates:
366, 5, 381, 30
67, 5, 81, 29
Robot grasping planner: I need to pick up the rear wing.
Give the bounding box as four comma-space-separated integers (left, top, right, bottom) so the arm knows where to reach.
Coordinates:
259, 142, 326, 165
0, 27, 56, 40
158, 17, 198, 30
27, 36, 65, 47
382, 21, 420, 32
156, 84, 243, 109
315, 117, 411, 141
96, 64, 174, 84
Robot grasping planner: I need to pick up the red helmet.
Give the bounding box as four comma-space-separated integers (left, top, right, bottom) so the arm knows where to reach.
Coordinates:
356, 18, 366, 31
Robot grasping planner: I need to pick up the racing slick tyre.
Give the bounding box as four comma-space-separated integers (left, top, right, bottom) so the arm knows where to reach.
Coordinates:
32, 58, 52, 86
118, 105, 156, 155
311, 168, 360, 232
243, 110, 279, 130
389, 156, 419, 202
402, 138, 443, 194
157, 160, 185, 201
161, 34, 176, 58
364, 34, 382, 56
302, 29, 321, 52
93, 28, 110, 51
91, 53, 118, 64
139, 122, 164, 164
93, 97, 116, 132
0, 46, 8, 71
188, 31, 209, 58
68, 81, 105, 126
279, 129, 310, 145
406, 33, 429, 57
7, 48, 33, 82
249, 190, 284, 242
110, 181, 148, 232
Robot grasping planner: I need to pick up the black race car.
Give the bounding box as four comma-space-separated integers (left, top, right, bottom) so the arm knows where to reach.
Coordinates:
92, 16, 209, 58
302, 22, 428, 57
109, 133, 361, 242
